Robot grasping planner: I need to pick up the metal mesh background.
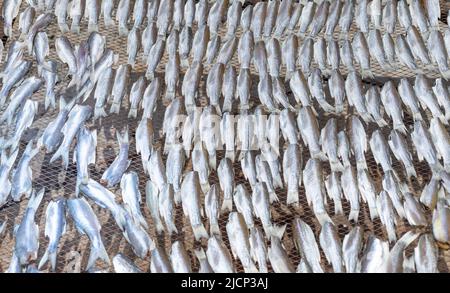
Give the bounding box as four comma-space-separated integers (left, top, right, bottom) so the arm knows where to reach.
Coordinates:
0, 0, 449, 273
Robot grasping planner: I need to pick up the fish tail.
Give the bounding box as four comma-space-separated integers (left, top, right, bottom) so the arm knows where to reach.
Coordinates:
110, 102, 121, 114
269, 191, 279, 204
330, 160, 344, 173
368, 205, 379, 221
88, 22, 99, 33
361, 69, 374, 79
128, 108, 138, 119
194, 248, 207, 261
45, 91, 56, 111
225, 150, 235, 163
334, 103, 344, 114
94, 106, 108, 120
377, 118, 388, 127
286, 189, 299, 206
318, 99, 335, 113
87, 239, 110, 271
167, 220, 178, 235
209, 153, 216, 170
334, 201, 344, 216
58, 22, 70, 33
220, 198, 233, 213
146, 70, 155, 81
394, 122, 407, 135
356, 160, 368, 171
270, 224, 287, 240
165, 90, 175, 101
38, 248, 57, 271
317, 212, 334, 226
210, 222, 221, 236
50, 145, 69, 169
174, 190, 182, 205
348, 210, 359, 222
192, 224, 209, 241
28, 188, 45, 211
406, 166, 417, 179
119, 26, 129, 37
70, 21, 81, 34
180, 58, 190, 69
104, 18, 115, 28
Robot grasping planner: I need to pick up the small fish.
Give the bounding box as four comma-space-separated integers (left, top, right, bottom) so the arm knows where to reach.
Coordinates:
241, 151, 258, 188
116, 0, 131, 36
352, 32, 373, 78
204, 184, 220, 236
252, 182, 283, 237
360, 235, 389, 273
432, 199, 450, 244
327, 39, 340, 71
101, 128, 131, 188
313, 37, 327, 73
19, 6, 36, 39
383, 32, 396, 66
338, 130, 351, 168
142, 22, 157, 59
369, 130, 393, 173
14, 188, 44, 266
263, 0, 278, 39
424, 0, 440, 28
366, 85, 388, 127
128, 77, 146, 118
433, 79, 450, 122
148, 148, 167, 192
395, 34, 418, 71
406, 27, 431, 65
251, 1, 266, 41
348, 115, 368, 170
145, 37, 165, 80
414, 234, 439, 273
249, 227, 268, 273
397, 0, 412, 30
225, 0, 241, 38
38, 198, 66, 271
240, 4, 253, 31
121, 172, 147, 229
345, 72, 371, 122
414, 74, 446, 123
420, 178, 439, 209
292, 218, 323, 273
328, 69, 345, 113
41, 60, 58, 111
150, 245, 173, 273
146, 180, 164, 234
179, 25, 192, 67
3, 0, 23, 37
74, 126, 97, 193
325, 0, 342, 36
303, 159, 332, 225
340, 39, 355, 71
298, 1, 315, 35
268, 235, 294, 273
411, 121, 442, 173
0, 149, 19, 207
86, 0, 100, 32
147, 0, 160, 24
320, 222, 345, 273
355, 0, 369, 32
403, 192, 427, 226
5, 99, 39, 153
341, 166, 361, 222
206, 63, 224, 111
166, 143, 184, 200
206, 235, 235, 273
298, 106, 323, 159
383, 170, 406, 219
357, 169, 379, 220
339, 0, 354, 37
368, 29, 389, 69
159, 184, 177, 235
325, 172, 343, 216
68, 197, 110, 270
101, 0, 114, 27
398, 78, 423, 121
429, 118, 450, 171
55, 36, 77, 77
110, 64, 131, 114
428, 31, 449, 75
342, 226, 363, 273
142, 77, 161, 119
221, 65, 236, 113
192, 142, 210, 192
218, 158, 235, 213
299, 38, 313, 75
194, 248, 213, 273
233, 184, 254, 228
388, 130, 417, 179
309, 0, 329, 37
309, 68, 334, 112
385, 231, 419, 273
127, 28, 141, 69
132, 0, 147, 29
290, 71, 313, 108
0, 60, 31, 106
320, 118, 343, 172
55, 0, 69, 32
377, 191, 398, 243
180, 171, 208, 240
282, 34, 297, 80
287, 2, 302, 33
68, 0, 85, 34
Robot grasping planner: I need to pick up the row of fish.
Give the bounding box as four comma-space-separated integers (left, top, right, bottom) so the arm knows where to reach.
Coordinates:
2, 0, 445, 40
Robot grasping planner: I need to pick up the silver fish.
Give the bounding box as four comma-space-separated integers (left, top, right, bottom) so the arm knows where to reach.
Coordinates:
398, 78, 423, 121
101, 0, 114, 27
283, 143, 302, 206
0, 60, 31, 106
325, 172, 343, 216
425, 0, 440, 28
383, 32, 396, 66
342, 226, 363, 273
147, 0, 160, 24
19, 6, 36, 39
263, 0, 278, 39
298, 1, 315, 35
280, 109, 298, 145
86, 0, 100, 32
79, 179, 127, 230
240, 4, 253, 31
320, 118, 342, 172
273, 0, 290, 38
148, 148, 167, 192
252, 182, 282, 237
206, 35, 220, 65
41, 60, 58, 111
303, 159, 332, 225
309, 68, 334, 112
339, 0, 354, 36
69, 0, 85, 34
129, 77, 146, 118
145, 37, 165, 80
328, 69, 345, 113
385, 231, 419, 273
166, 143, 184, 200
320, 222, 344, 273
132, 0, 147, 29
327, 39, 340, 71
38, 198, 66, 271
411, 120, 442, 172
338, 130, 351, 168
101, 128, 131, 187
142, 77, 161, 119
14, 188, 44, 266
93, 66, 113, 120
357, 168, 379, 220
341, 166, 361, 222
267, 38, 281, 78
191, 25, 209, 63
407, 27, 431, 65
157, 0, 174, 36
55, 0, 69, 31
5, 99, 39, 152
368, 29, 389, 69
117, 0, 131, 36
397, 0, 412, 30
309, 0, 328, 37
110, 64, 131, 114
268, 235, 294, 273
206, 235, 235, 273
222, 65, 236, 113
340, 39, 355, 71
233, 184, 254, 228
388, 130, 417, 179
121, 172, 147, 229
369, 130, 393, 172
207, 0, 227, 36
226, 212, 258, 273
206, 62, 224, 110
142, 22, 157, 59
146, 180, 164, 234
325, 0, 342, 36
166, 29, 179, 58
68, 197, 110, 270
377, 190, 398, 243
192, 142, 210, 191
218, 158, 235, 212
314, 37, 327, 72
220, 112, 236, 162
345, 72, 371, 122
292, 218, 323, 273
299, 38, 313, 74
180, 171, 208, 240
429, 117, 450, 171
368, 0, 382, 28
237, 69, 251, 110
355, 0, 369, 32
382, 170, 406, 219
298, 106, 323, 159
432, 199, 450, 244
290, 71, 312, 108
348, 115, 368, 170
241, 151, 257, 188
2, 0, 23, 37
74, 126, 97, 192
414, 74, 446, 123
352, 32, 373, 78
414, 234, 439, 273
282, 34, 297, 80
395, 34, 418, 70
427, 30, 448, 74
55, 36, 77, 76
272, 77, 294, 111
249, 227, 268, 273
182, 61, 202, 110
251, 1, 266, 41
360, 235, 389, 273
382, 0, 397, 34
217, 36, 237, 66
195, 0, 208, 26
205, 184, 220, 235
433, 79, 450, 121
127, 28, 141, 68
287, 2, 302, 33
179, 25, 192, 67
159, 184, 177, 235
403, 192, 427, 226
366, 85, 388, 127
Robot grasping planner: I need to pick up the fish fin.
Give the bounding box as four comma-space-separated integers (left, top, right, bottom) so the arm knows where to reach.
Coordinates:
210, 223, 221, 236
110, 103, 121, 114
406, 166, 417, 179
94, 107, 108, 120
220, 198, 233, 213
192, 224, 209, 241
86, 240, 110, 271
180, 58, 190, 68
119, 26, 129, 37
50, 145, 70, 169
394, 123, 407, 135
